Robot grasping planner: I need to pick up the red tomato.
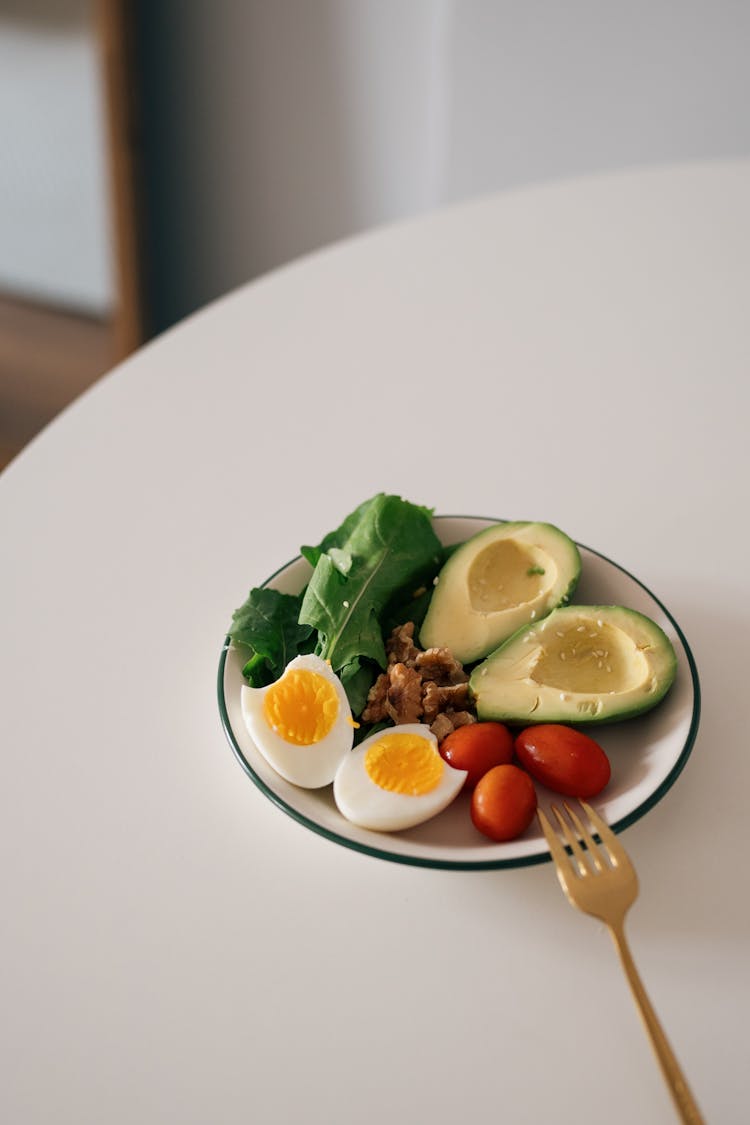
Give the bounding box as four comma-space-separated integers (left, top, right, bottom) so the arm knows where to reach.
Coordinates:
439, 722, 514, 789
514, 724, 611, 798
470, 764, 538, 842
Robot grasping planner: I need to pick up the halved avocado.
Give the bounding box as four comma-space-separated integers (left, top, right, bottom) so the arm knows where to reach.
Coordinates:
419, 521, 581, 664
469, 605, 677, 724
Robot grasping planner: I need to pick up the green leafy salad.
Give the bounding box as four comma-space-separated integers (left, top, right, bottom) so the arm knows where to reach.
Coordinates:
228, 494, 448, 718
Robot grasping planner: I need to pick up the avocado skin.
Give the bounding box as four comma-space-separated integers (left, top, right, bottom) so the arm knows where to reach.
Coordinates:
469, 604, 677, 725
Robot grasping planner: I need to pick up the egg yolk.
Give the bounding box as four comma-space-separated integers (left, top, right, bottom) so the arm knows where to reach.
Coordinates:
364, 732, 443, 796
263, 669, 339, 746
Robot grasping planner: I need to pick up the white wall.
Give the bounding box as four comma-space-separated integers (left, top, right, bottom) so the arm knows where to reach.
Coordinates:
140, 0, 750, 332
5, 1, 745, 326
0, 1, 113, 314
445, 0, 750, 199
138, 0, 456, 330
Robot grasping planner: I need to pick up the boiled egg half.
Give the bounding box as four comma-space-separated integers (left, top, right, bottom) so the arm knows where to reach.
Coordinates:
241, 654, 355, 788
334, 723, 467, 831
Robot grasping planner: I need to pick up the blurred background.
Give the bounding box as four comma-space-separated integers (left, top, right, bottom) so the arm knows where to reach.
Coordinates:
2, 0, 749, 468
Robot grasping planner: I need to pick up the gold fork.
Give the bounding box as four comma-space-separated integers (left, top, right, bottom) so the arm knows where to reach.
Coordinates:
537, 800, 705, 1125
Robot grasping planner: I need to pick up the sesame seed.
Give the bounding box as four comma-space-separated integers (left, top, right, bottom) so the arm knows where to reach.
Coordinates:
577, 625, 585, 633
560, 652, 566, 661
530, 610, 537, 619
343, 600, 350, 608
606, 665, 612, 672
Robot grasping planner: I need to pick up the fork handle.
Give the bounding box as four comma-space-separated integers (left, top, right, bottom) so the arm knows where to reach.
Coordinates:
608, 922, 705, 1125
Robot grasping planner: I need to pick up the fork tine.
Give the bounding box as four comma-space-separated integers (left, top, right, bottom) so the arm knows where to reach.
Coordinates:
579, 799, 624, 866
563, 801, 605, 872
551, 804, 589, 875
537, 807, 577, 892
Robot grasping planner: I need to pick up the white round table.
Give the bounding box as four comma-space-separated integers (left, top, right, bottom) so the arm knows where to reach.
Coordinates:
2, 161, 748, 1124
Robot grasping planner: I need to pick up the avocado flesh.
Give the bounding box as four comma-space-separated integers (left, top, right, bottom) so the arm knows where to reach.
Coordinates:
467, 539, 556, 611
420, 521, 581, 664
470, 605, 677, 724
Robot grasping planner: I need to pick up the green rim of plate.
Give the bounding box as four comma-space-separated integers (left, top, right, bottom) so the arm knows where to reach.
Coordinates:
217, 516, 701, 871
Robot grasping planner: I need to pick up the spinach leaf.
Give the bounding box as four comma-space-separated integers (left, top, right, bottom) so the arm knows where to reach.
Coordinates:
381, 539, 465, 633
381, 582, 436, 636
228, 587, 314, 687
299, 493, 443, 673
338, 656, 377, 718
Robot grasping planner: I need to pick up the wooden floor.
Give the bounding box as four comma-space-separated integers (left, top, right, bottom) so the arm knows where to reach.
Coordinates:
0, 293, 117, 471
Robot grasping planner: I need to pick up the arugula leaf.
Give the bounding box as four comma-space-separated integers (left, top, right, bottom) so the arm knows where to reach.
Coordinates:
300, 496, 374, 571
228, 587, 314, 687
299, 494, 443, 673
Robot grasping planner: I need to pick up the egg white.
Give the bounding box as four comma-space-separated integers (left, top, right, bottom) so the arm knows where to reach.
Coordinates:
241, 654, 354, 788
333, 723, 467, 832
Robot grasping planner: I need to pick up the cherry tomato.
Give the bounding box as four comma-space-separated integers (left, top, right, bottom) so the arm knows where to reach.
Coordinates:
439, 722, 514, 789
470, 764, 538, 842
514, 724, 611, 798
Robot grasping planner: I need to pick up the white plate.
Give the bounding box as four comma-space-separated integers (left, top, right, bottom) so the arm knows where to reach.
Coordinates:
218, 516, 700, 869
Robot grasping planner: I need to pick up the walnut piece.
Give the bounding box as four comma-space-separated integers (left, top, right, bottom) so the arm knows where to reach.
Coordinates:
360, 623, 476, 737
387, 622, 420, 667
429, 710, 476, 742
414, 647, 468, 686
421, 681, 472, 722
384, 662, 423, 724
361, 673, 389, 723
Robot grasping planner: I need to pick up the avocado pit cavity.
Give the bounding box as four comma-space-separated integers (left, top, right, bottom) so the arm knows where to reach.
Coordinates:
530, 619, 650, 694
468, 539, 556, 613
